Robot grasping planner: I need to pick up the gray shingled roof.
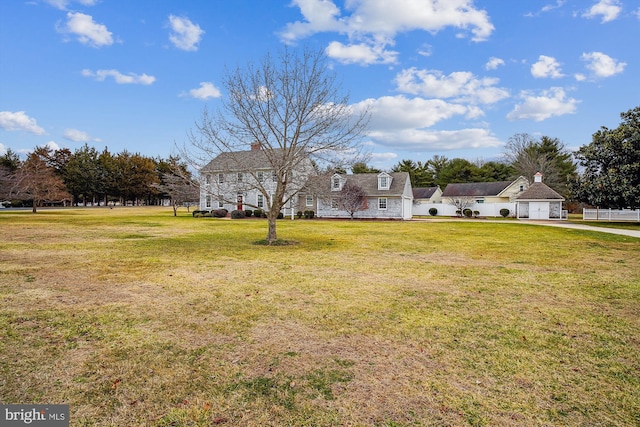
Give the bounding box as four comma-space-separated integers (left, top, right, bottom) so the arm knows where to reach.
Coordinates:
413, 187, 439, 199
441, 181, 513, 197
516, 182, 564, 200
201, 149, 285, 172
325, 172, 410, 197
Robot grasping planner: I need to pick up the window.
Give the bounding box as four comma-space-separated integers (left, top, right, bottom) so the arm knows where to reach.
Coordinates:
519, 184, 524, 192
257, 171, 264, 182
205, 174, 211, 185
218, 173, 224, 183
272, 171, 277, 181
378, 198, 387, 210
331, 198, 339, 209
205, 195, 211, 208
332, 176, 341, 190
306, 195, 313, 207
237, 173, 243, 183
257, 194, 264, 208
218, 200, 224, 208
476, 200, 484, 204
379, 176, 388, 189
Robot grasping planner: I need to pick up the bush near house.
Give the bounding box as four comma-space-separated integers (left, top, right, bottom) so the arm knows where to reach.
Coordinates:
429, 207, 438, 216
463, 208, 473, 218
212, 209, 228, 218
245, 209, 253, 217
304, 210, 315, 219
500, 208, 511, 217
231, 210, 246, 219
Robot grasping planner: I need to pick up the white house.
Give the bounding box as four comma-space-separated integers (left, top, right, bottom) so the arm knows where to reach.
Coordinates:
516, 173, 566, 220
316, 172, 413, 220
199, 143, 315, 215
417, 176, 529, 217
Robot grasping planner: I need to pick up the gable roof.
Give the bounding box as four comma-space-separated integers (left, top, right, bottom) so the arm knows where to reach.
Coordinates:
413, 187, 440, 199
201, 148, 292, 172
441, 180, 515, 197
328, 172, 411, 197
516, 182, 564, 201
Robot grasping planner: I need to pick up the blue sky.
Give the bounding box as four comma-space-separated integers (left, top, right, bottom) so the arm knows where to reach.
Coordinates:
1, 0, 637, 170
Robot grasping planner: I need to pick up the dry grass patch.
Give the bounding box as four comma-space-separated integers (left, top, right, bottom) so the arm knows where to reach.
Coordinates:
0, 207, 639, 426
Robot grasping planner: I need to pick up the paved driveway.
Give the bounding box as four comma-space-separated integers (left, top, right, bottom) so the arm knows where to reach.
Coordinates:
517, 220, 640, 238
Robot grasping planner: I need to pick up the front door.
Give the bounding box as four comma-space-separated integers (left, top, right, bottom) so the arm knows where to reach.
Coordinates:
237, 194, 243, 211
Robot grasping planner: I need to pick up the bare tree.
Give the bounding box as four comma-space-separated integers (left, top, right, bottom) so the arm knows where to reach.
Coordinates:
183, 47, 369, 243
13, 148, 70, 213
448, 196, 476, 217
338, 181, 368, 219
153, 166, 199, 217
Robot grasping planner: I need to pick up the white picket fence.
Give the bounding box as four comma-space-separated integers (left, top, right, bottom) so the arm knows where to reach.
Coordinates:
583, 209, 640, 222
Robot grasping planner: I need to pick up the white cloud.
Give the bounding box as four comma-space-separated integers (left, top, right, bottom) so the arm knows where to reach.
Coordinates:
325, 41, 397, 65
183, 82, 221, 100
0, 111, 46, 135
0, 143, 6, 155
348, 95, 501, 151
395, 68, 509, 105
485, 57, 505, 70
45, 141, 61, 151
168, 15, 204, 51
531, 55, 564, 79
353, 95, 469, 130
45, 0, 98, 10
370, 151, 398, 163
63, 128, 100, 142
581, 52, 626, 77
82, 69, 156, 85
583, 0, 622, 23
57, 12, 113, 47
507, 87, 579, 122
280, 0, 494, 65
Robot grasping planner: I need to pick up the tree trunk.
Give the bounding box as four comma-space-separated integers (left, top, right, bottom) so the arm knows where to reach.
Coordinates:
265, 208, 279, 243
172, 201, 178, 217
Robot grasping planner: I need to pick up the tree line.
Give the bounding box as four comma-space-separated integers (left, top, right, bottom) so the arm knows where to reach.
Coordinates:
1, 107, 638, 213
0, 144, 197, 214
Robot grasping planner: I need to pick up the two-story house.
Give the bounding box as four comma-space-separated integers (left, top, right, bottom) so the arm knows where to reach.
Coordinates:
199, 143, 315, 215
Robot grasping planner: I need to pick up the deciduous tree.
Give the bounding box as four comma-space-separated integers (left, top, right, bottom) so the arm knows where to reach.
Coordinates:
337, 181, 368, 219
184, 47, 369, 243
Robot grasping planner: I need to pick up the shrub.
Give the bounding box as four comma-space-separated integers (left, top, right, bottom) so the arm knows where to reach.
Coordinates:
231, 210, 246, 219
277, 212, 284, 219
304, 210, 315, 219
500, 208, 510, 218
455, 209, 462, 217
244, 209, 253, 217
473, 210, 480, 218
253, 209, 263, 218
296, 210, 303, 219
428, 207, 438, 216
192, 210, 209, 217
212, 209, 228, 218
463, 208, 473, 218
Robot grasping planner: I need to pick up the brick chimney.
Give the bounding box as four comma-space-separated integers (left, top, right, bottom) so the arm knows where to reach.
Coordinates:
250, 142, 261, 151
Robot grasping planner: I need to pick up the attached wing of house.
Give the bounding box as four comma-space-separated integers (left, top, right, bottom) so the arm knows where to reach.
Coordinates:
441, 177, 528, 203
316, 171, 413, 220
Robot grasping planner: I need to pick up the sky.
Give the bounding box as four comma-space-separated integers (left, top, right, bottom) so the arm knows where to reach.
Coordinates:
1, 0, 638, 170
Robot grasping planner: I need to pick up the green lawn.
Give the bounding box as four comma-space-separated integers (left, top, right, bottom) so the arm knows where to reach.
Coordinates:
1, 207, 639, 426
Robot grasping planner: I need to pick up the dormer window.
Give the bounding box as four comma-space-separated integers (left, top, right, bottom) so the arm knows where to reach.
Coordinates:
378, 172, 391, 190
332, 174, 342, 191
